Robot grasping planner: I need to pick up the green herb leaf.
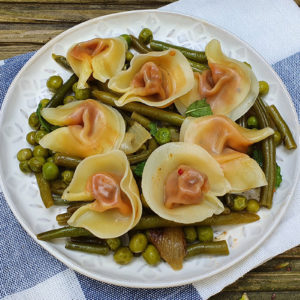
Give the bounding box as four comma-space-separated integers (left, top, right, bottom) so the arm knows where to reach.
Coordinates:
133, 161, 146, 177
275, 163, 282, 188
185, 99, 213, 118
36, 103, 59, 132
149, 122, 158, 136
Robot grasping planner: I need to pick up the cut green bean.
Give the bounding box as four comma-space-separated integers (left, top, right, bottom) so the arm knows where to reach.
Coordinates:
252, 97, 276, 208
65, 241, 109, 255
35, 173, 54, 208
131, 112, 151, 129
134, 213, 260, 230
92, 90, 185, 126
150, 40, 207, 63
46, 74, 78, 108
67, 202, 88, 214
268, 105, 297, 150
54, 153, 82, 168
185, 241, 229, 258
56, 212, 72, 225
130, 35, 151, 53
52, 54, 72, 71
50, 180, 68, 196
127, 138, 157, 164
37, 226, 93, 241
53, 195, 73, 206
70, 236, 105, 245
187, 59, 209, 72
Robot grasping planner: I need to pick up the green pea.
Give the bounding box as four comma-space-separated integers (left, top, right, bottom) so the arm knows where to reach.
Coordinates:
232, 195, 248, 211
113, 247, 133, 265
259, 81, 269, 96
72, 82, 79, 93
197, 226, 213, 242
47, 156, 55, 163
142, 244, 160, 266
33, 145, 49, 158
35, 130, 47, 144
247, 116, 258, 129
63, 95, 76, 105
39, 98, 50, 108
28, 112, 40, 130
61, 170, 74, 184
247, 199, 260, 213
26, 131, 37, 145
120, 34, 132, 48
19, 161, 31, 173
75, 88, 90, 100
129, 233, 148, 253
155, 127, 171, 145
183, 226, 197, 243
28, 156, 45, 173
42, 162, 59, 181
274, 130, 282, 146
17, 148, 33, 161
106, 238, 121, 251
138, 28, 153, 45
126, 51, 134, 62
47, 75, 63, 92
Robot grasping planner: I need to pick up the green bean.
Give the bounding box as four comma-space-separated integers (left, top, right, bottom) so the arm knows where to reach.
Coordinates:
134, 213, 260, 230
37, 226, 93, 240
67, 202, 87, 214
92, 90, 185, 126
273, 130, 282, 146
183, 226, 197, 243
197, 226, 213, 242
120, 34, 132, 49
130, 35, 151, 53
126, 51, 134, 62
46, 74, 78, 108
65, 241, 109, 255
54, 153, 82, 168
185, 241, 229, 258
150, 40, 207, 63
268, 105, 297, 150
127, 138, 158, 164
187, 59, 209, 73
253, 97, 276, 208
52, 54, 72, 71
131, 112, 151, 129
56, 212, 72, 225
50, 180, 68, 195
70, 236, 105, 245
53, 195, 73, 206
35, 173, 54, 208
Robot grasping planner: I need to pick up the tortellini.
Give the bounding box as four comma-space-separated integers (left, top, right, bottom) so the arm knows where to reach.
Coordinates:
63, 151, 142, 238
39, 100, 125, 158
141, 142, 230, 224
67, 38, 126, 89
175, 39, 259, 121
108, 49, 194, 107
180, 115, 274, 192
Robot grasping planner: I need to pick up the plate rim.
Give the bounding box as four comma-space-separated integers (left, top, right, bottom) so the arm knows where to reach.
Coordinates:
0, 9, 299, 288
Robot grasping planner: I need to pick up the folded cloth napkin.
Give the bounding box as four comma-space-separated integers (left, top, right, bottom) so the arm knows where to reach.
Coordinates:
0, 0, 299, 299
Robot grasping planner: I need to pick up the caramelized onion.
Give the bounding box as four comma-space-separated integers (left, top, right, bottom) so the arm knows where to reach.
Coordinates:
147, 227, 186, 270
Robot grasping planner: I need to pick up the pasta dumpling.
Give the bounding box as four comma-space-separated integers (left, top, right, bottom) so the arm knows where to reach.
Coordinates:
108, 49, 194, 107
175, 39, 259, 121
67, 38, 126, 89
63, 151, 142, 238
141, 142, 230, 223
39, 99, 125, 158
180, 115, 274, 192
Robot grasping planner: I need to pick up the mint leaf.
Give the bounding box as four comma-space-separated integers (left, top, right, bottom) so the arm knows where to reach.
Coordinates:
275, 163, 282, 188
133, 161, 146, 177
149, 122, 158, 136
185, 99, 212, 118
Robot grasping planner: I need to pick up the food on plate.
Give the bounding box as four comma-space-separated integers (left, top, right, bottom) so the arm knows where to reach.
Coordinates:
15, 28, 297, 270
39, 99, 125, 158
108, 49, 194, 107
63, 151, 142, 238
175, 39, 259, 121
67, 38, 126, 89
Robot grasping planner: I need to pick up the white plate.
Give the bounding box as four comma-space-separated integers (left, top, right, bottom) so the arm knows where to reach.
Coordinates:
0, 10, 299, 288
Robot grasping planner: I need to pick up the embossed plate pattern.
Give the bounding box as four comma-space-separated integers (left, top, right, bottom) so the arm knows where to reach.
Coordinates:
0, 10, 299, 288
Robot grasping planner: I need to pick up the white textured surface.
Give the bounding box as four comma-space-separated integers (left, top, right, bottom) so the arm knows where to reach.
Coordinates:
0, 10, 299, 289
